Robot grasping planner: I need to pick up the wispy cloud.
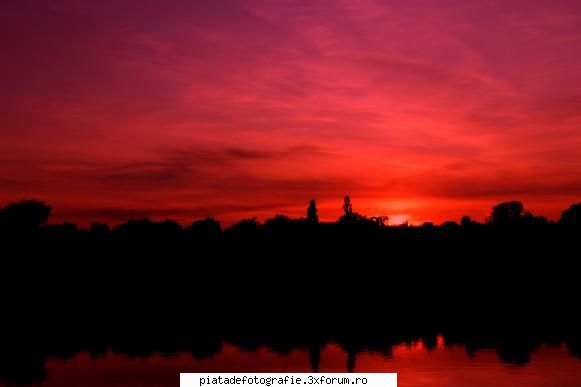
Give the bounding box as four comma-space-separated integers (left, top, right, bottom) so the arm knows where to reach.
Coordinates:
2, 0, 581, 224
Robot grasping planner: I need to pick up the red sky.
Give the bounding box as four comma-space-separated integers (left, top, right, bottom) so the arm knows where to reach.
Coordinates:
2, 0, 581, 226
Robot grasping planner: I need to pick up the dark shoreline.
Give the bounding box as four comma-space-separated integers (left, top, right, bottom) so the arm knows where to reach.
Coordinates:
2, 199, 581, 384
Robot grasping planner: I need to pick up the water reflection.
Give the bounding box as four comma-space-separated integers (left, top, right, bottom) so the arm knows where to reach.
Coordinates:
1, 336, 580, 387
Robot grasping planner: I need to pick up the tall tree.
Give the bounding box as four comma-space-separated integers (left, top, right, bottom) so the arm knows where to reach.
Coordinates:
306, 199, 319, 224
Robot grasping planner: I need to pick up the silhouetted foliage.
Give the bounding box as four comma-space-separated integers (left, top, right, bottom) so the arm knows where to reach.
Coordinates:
523, 212, 549, 226
487, 201, 525, 225
42, 222, 80, 241
460, 216, 475, 227
338, 195, 375, 225
224, 218, 260, 241
0, 199, 51, 232
89, 222, 110, 236
186, 218, 221, 242
560, 203, 581, 227
370, 216, 388, 226
306, 199, 318, 224
342, 195, 353, 216
442, 221, 459, 229
263, 214, 295, 228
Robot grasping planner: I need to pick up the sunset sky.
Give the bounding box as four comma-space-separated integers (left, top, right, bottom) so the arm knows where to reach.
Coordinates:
2, 0, 581, 226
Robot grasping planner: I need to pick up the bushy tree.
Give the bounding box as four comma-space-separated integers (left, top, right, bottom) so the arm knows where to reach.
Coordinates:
189, 218, 221, 239
560, 203, 581, 226
487, 201, 525, 225
0, 199, 51, 231
460, 216, 476, 227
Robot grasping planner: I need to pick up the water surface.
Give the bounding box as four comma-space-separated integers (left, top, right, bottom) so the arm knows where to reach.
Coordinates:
3, 337, 580, 387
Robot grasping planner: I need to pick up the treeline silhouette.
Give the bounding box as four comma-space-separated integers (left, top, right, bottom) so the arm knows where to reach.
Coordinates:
2, 197, 580, 246
1, 197, 580, 384
1, 197, 580, 315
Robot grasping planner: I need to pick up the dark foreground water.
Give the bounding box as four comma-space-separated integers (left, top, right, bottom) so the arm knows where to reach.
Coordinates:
3, 337, 580, 387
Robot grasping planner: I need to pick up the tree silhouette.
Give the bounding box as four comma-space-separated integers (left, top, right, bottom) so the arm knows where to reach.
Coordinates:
90, 222, 110, 235
0, 199, 51, 232
487, 201, 525, 225
188, 218, 221, 241
521, 211, 549, 226
370, 216, 388, 226
306, 199, 319, 224
338, 196, 377, 225
560, 203, 581, 227
442, 220, 459, 229
225, 218, 260, 241
43, 222, 79, 241
461, 216, 476, 227
342, 196, 353, 216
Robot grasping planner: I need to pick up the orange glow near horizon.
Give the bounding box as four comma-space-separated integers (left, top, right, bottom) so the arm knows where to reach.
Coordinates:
2, 1, 581, 226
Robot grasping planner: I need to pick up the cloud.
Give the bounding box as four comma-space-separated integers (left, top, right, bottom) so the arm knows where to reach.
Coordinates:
93, 145, 328, 188
407, 172, 581, 200
3, 0, 581, 226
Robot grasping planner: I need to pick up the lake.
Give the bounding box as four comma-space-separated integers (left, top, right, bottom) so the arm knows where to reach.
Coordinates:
2, 336, 580, 386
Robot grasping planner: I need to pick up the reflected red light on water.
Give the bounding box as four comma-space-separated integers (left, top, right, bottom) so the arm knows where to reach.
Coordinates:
29, 340, 581, 387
